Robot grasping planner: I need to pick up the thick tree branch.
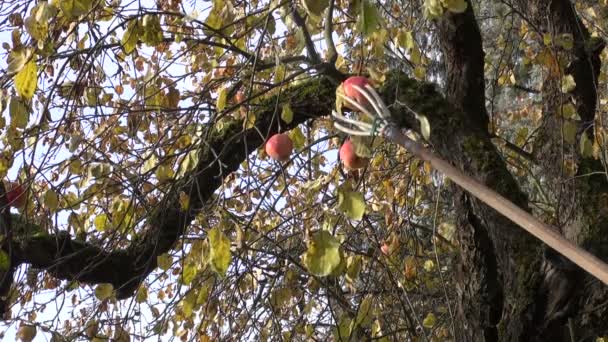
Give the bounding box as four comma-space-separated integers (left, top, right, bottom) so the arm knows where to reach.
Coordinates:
13, 77, 337, 299
434, 1, 544, 340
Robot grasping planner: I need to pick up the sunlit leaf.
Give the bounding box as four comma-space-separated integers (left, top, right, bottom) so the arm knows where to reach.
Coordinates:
94, 214, 109, 231
288, 126, 306, 150
216, 87, 228, 112
14, 60, 37, 100
43, 189, 59, 211
208, 227, 231, 276
337, 186, 366, 220
141, 14, 163, 46
122, 19, 142, 54
561, 75, 576, 93
443, 0, 468, 13
355, 296, 374, 327
94, 283, 114, 301
357, 0, 380, 37
302, 230, 341, 276
281, 104, 293, 124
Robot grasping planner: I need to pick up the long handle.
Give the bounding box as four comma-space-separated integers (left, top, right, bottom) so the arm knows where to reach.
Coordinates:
384, 126, 608, 285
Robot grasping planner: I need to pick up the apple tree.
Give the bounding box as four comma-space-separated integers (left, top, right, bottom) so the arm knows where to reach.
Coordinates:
0, 0, 607, 341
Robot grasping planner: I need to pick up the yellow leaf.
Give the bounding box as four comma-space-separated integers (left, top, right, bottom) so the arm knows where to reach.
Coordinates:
337, 186, 366, 220
94, 214, 109, 231
281, 104, 293, 124
122, 19, 141, 54
43, 189, 59, 211
208, 227, 232, 276
561, 75, 576, 93
422, 312, 436, 328
157, 254, 172, 271
216, 87, 228, 112
95, 283, 114, 301
442, 0, 468, 13
301, 230, 341, 276
14, 60, 37, 100
179, 191, 190, 211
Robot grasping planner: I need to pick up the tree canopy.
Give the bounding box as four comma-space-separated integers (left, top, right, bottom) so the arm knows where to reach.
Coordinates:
0, 0, 607, 341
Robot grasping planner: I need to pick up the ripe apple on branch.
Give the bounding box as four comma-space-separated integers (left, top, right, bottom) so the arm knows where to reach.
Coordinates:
265, 133, 293, 162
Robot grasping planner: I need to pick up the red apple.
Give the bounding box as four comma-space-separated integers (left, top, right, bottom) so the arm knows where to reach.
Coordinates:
265, 133, 293, 161
4, 181, 26, 208
343, 76, 371, 108
339, 139, 369, 169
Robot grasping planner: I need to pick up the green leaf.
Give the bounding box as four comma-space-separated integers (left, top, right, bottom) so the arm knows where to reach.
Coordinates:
208, 227, 232, 276
14, 60, 37, 100
281, 104, 293, 124
301, 230, 341, 276
561, 103, 579, 120
135, 286, 148, 303
288, 127, 306, 150
423, 0, 444, 18
346, 255, 362, 283
43, 189, 59, 211
141, 15, 164, 46
357, 0, 380, 37
181, 263, 197, 285
94, 283, 114, 301
355, 296, 374, 327
396, 30, 415, 50
422, 312, 436, 328
275, 64, 286, 83
302, 0, 329, 18
563, 121, 577, 145
59, 0, 95, 19
122, 19, 142, 54
216, 87, 228, 112
580, 132, 593, 158
157, 253, 172, 271
0, 250, 9, 271
9, 96, 30, 128
337, 186, 366, 220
